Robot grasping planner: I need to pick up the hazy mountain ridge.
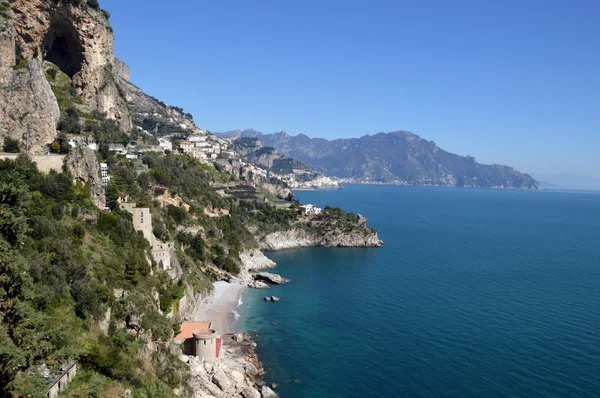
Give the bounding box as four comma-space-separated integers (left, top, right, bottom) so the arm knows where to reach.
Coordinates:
216, 130, 542, 189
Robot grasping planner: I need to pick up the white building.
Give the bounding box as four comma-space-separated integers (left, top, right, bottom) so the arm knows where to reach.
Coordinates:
100, 163, 110, 186
301, 204, 322, 215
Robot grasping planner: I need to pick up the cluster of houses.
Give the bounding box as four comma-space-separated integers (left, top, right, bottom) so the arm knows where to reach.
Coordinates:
277, 173, 341, 190
178, 132, 229, 164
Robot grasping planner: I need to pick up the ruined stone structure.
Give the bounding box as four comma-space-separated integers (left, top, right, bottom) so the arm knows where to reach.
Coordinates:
152, 241, 174, 271
46, 361, 77, 398
119, 201, 153, 243
119, 197, 173, 270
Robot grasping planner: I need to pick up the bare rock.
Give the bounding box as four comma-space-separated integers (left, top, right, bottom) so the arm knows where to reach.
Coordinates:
179, 354, 190, 364
231, 369, 245, 385
244, 363, 259, 376
0, 61, 59, 153
10, 0, 132, 131
249, 281, 269, 289
256, 272, 289, 285
66, 146, 105, 209
264, 297, 272, 302
261, 386, 279, 398
271, 296, 280, 302
98, 306, 111, 335
212, 369, 231, 392
242, 387, 261, 398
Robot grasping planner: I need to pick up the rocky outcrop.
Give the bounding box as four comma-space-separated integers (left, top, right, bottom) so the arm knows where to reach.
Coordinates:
65, 145, 105, 209
235, 249, 277, 285
0, 60, 60, 153
255, 272, 289, 285
0, 8, 15, 69
259, 182, 293, 201
261, 386, 279, 398
248, 281, 269, 289
186, 333, 265, 398
260, 228, 384, 251
120, 77, 196, 136
114, 57, 130, 82
10, 0, 131, 131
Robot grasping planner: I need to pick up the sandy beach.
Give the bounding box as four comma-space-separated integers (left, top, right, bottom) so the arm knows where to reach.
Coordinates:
199, 281, 246, 335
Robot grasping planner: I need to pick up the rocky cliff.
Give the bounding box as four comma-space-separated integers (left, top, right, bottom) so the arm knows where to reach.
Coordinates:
0, 60, 60, 153
9, 0, 131, 131
65, 145, 105, 208
1, 5, 60, 153
260, 227, 384, 251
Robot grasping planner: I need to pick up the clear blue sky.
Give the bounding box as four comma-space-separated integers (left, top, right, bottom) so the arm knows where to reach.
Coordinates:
103, 0, 600, 177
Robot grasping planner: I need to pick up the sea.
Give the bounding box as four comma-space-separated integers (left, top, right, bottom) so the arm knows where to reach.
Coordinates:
234, 185, 600, 397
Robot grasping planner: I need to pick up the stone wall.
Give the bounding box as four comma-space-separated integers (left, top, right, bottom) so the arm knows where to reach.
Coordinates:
0, 153, 65, 173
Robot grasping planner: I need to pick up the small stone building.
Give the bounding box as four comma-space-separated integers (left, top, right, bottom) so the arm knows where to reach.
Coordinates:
118, 197, 173, 269
46, 361, 77, 398
174, 321, 221, 360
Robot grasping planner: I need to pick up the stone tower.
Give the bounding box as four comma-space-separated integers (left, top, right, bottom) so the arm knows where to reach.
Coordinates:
193, 328, 217, 361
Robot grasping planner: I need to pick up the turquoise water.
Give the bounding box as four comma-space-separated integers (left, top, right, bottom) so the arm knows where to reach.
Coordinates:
239, 185, 600, 397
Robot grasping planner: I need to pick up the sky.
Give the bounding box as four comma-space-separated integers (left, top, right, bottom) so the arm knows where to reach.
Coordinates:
102, 0, 600, 177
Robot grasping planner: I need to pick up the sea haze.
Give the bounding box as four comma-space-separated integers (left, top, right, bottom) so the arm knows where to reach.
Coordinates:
239, 185, 600, 397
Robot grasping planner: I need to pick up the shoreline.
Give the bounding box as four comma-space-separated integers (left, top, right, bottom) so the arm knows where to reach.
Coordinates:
199, 281, 246, 335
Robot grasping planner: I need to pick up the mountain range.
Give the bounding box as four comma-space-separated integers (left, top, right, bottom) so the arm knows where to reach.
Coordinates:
216, 129, 542, 189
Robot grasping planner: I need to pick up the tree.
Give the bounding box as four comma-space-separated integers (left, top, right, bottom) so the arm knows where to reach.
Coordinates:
2, 138, 20, 153
51, 141, 61, 153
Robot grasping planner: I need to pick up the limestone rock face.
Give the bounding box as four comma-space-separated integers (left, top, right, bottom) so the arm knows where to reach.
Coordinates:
261, 386, 279, 398
114, 57, 130, 82
0, 11, 15, 69
10, 0, 131, 131
0, 61, 60, 153
66, 146, 105, 209
212, 369, 231, 392
242, 386, 261, 398
260, 182, 293, 201
260, 228, 384, 251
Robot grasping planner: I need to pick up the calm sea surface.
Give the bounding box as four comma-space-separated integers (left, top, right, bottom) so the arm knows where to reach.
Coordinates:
237, 185, 600, 397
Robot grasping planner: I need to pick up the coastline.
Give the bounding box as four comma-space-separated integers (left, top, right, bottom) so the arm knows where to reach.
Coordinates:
199, 281, 246, 334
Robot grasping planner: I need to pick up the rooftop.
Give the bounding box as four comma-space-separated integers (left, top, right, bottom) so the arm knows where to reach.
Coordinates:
174, 321, 211, 343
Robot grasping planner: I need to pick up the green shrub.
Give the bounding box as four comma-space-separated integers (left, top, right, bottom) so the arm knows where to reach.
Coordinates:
2, 137, 20, 153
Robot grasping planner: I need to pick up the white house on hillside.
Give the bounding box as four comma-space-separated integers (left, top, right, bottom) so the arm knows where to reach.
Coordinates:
301, 204, 322, 215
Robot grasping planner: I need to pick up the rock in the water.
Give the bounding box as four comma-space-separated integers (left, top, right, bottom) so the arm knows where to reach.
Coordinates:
264, 296, 272, 302
256, 272, 289, 285
212, 369, 230, 392
271, 296, 280, 302
261, 386, 279, 398
271, 383, 278, 389
249, 281, 270, 289
241, 387, 261, 398
244, 363, 259, 376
